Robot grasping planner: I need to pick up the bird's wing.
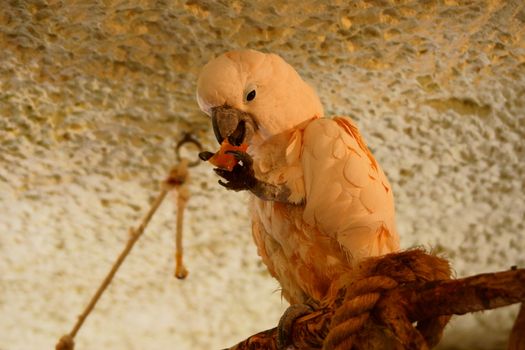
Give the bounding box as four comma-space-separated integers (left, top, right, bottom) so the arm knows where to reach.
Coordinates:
301, 117, 399, 261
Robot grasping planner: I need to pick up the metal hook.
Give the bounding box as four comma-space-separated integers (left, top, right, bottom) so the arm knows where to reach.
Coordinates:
175, 133, 203, 168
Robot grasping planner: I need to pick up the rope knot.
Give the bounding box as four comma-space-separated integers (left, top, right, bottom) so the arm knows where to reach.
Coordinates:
164, 160, 189, 189
323, 275, 398, 350
323, 249, 452, 350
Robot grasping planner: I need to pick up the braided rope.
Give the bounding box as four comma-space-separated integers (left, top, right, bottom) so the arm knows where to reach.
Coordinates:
323, 250, 452, 350
323, 275, 398, 350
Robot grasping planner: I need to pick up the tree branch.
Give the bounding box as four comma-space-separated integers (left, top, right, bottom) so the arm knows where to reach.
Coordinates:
397, 268, 525, 321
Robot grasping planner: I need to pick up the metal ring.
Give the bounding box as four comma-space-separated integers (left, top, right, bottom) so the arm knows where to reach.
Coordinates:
175, 133, 203, 167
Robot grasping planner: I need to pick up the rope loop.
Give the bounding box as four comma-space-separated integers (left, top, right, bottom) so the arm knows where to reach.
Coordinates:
175, 133, 202, 167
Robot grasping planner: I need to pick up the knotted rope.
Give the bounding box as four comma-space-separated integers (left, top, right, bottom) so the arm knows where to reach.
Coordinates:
323, 276, 398, 350
227, 250, 524, 350
323, 250, 452, 350
56, 135, 200, 350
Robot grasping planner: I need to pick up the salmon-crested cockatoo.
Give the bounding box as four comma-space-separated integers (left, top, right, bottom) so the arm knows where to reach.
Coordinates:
197, 49, 399, 347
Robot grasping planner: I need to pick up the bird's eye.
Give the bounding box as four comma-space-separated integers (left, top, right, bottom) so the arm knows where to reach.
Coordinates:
246, 89, 256, 102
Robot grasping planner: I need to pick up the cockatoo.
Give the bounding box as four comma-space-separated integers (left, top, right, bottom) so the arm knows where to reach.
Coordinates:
197, 49, 399, 346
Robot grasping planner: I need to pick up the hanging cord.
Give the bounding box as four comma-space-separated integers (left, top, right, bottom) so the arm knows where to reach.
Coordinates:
56, 187, 171, 350
174, 182, 189, 279
56, 134, 202, 350
172, 133, 202, 279
165, 159, 190, 279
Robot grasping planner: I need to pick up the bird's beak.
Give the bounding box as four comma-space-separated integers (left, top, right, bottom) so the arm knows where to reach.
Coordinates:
211, 105, 256, 146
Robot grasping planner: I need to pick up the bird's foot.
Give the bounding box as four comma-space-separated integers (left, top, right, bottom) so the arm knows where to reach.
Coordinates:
213, 150, 257, 191
277, 303, 316, 349
213, 150, 292, 202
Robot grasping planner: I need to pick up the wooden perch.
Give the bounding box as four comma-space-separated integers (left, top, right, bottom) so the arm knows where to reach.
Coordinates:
226, 253, 525, 350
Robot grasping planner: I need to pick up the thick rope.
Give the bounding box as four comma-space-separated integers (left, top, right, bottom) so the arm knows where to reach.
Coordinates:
323, 250, 452, 350
227, 251, 523, 350
323, 276, 398, 350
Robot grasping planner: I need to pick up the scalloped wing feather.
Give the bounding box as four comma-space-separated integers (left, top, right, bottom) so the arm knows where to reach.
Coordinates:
302, 117, 399, 261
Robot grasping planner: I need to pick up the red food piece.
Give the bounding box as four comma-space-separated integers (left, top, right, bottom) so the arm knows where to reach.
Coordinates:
209, 140, 248, 171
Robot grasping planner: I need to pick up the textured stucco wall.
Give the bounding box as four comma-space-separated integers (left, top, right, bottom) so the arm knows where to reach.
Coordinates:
1, 1, 524, 349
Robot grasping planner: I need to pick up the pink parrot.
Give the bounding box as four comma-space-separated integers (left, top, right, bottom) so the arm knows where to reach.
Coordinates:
197, 49, 399, 347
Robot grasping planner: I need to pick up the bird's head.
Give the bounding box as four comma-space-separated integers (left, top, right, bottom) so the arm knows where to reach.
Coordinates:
196, 49, 324, 147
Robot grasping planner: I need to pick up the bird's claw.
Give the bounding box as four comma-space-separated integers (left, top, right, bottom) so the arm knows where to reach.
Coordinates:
277, 303, 315, 349
214, 151, 257, 192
